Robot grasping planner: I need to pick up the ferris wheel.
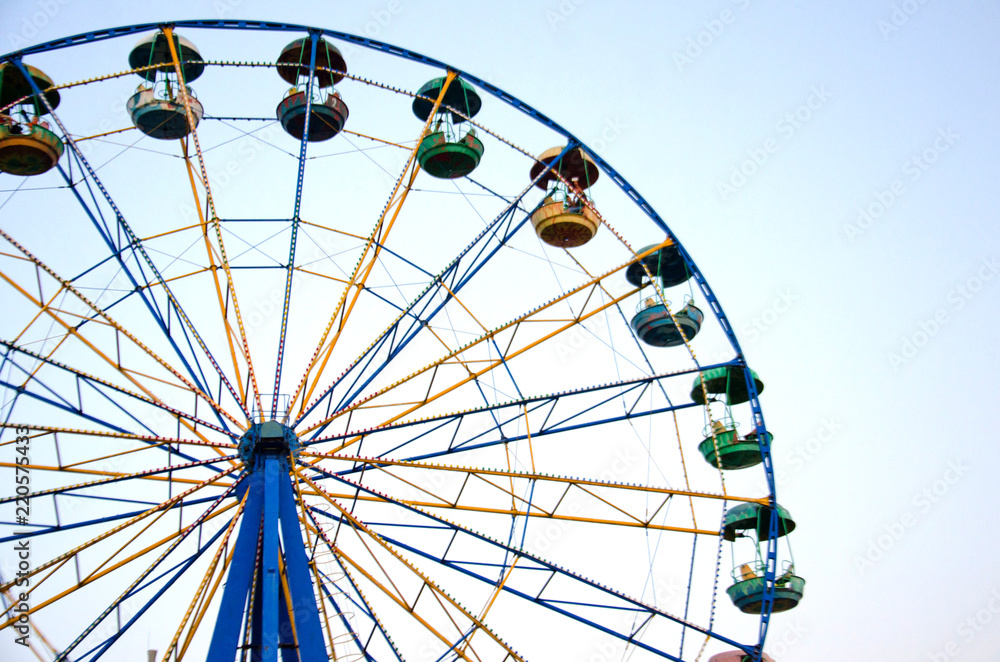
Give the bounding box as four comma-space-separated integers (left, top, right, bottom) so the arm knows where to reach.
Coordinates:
0, 21, 803, 662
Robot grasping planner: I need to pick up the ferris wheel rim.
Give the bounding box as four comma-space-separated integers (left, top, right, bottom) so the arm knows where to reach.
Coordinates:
0, 20, 783, 662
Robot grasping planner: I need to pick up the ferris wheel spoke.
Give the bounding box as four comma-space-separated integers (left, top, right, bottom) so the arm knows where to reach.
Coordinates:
160, 27, 264, 418
304, 512, 417, 661
0, 494, 223, 547
314, 558, 405, 661
0, 495, 237, 647
71, 509, 234, 662
11, 60, 252, 422
300, 461, 743, 555
29, 477, 241, 662
269, 32, 323, 420
159, 488, 248, 662
294, 494, 356, 658
0, 372, 237, 466
287, 71, 469, 418
293, 150, 580, 434
295, 195, 529, 432
298, 365, 722, 466
296, 477, 407, 661
297, 466, 526, 661
299, 256, 644, 445
0, 339, 236, 438
0, 452, 236, 514
0, 228, 247, 434
305, 453, 760, 515
0, 463, 241, 598
301, 463, 745, 658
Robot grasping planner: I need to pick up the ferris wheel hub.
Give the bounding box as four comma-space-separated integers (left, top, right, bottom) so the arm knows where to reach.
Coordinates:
238, 420, 300, 467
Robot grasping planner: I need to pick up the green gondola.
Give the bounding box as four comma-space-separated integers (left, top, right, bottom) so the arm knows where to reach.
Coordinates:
690, 366, 764, 405
722, 502, 796, 542
412, 77, 484, 178
727, 569, 805, 614
698, 423, 772, 470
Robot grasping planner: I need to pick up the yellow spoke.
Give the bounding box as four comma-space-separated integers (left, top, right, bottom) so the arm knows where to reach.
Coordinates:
340, 128, 412, 151
306, 452, 762, 505
0, 461, 230, 488
0, 464, 240, 596
299, 468, 521, 661
290, 71, 460, 417
164, 25, 262, 417
162, 490, 249, 662
290, 472, 339, 655
298, 218, 368, 242
1, 339, 234, 436
291, 266, 351, 285
300, 256, 644, 442
138, 220, 206, 243
0, 424, 233, 449
9, 282, 67, 345
70, 125, 136, 142
82, 507, 172, 584
460, 557, 519, 656
0, 227, 247, 439
0, 501, 238, 630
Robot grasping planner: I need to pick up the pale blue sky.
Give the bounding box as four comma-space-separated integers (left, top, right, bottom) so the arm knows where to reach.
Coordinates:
1, 1, 999, 661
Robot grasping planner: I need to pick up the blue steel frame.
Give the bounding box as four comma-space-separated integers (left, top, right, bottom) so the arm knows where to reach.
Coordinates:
206, 452, 325, 662
0, 20, 778, 662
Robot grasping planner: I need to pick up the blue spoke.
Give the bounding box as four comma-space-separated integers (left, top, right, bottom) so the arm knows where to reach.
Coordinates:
0, 494, 224, 544
0, 455, 237, 506
271, 32, 319, 419
305, 463, 750, 657
11, 58, 249, 427
54, 476, 243, 661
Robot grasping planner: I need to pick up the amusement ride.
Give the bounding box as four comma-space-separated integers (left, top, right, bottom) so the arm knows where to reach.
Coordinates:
0, 21, 801, 662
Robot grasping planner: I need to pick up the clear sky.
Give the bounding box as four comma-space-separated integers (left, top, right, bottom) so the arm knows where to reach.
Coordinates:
1, 1, 999, 661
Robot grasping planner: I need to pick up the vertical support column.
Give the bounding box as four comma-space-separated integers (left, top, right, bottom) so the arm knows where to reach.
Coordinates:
279, 472, 327, 659
206, 473, 264, 662
260, 456, 281, 662
277, 581, 297, 662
